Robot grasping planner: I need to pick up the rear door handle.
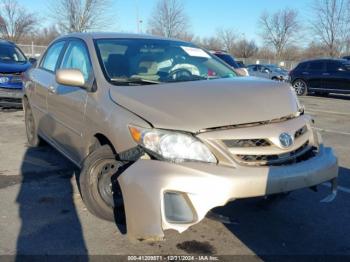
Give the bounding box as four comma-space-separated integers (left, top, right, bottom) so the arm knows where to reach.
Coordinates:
48, 86, 56, 94
322, 73, 330, 76
302, 72, 309, 75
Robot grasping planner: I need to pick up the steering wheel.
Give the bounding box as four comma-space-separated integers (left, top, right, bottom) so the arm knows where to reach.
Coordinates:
167, 68, 193, 81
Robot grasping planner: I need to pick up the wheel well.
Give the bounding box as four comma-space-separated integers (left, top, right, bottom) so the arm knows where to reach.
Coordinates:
93, 133, 117, 154
292, 78, 306, 85
22, 95, 28, 105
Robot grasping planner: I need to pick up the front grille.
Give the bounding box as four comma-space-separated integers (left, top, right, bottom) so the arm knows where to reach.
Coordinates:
9, 76, 22, 84
0, 73, 23, 84
235, 141, 315, 166
222, 138, 271, 148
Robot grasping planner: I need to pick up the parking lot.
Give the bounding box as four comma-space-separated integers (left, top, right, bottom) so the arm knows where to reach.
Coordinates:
0, 94, 349, 257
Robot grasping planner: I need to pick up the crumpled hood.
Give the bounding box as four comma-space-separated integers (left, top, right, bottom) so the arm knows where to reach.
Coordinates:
0, 61, 31, 74
109, 78, 299, 133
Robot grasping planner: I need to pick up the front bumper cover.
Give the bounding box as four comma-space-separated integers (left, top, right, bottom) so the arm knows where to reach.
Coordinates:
117, 145, 338, 241
0, 87, 23, 107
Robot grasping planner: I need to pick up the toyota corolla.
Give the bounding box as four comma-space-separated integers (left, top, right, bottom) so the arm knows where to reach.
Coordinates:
23, 33, 338, 241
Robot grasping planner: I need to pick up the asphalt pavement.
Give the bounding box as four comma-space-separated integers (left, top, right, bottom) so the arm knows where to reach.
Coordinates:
0, 94, 349, 259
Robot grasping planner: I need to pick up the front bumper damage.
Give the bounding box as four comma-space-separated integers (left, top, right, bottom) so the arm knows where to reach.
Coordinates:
117, 144, 338, 241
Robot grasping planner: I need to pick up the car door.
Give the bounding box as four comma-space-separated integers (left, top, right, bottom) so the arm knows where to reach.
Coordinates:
304, 61, 326, 90
29, 40, 66, 139
47, 39, 93, 164
324, 60, 350, 92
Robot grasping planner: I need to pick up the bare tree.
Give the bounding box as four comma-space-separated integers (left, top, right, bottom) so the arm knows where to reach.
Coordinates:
233, 39, 259, 58
302, 41, 327, 58
281, 45, 301, 60
310, 0, 349, 57
51, 0, 113, 33
148, 0, 190, 39
256, 46, 276, 60
216, 28, 237, 54
259, 8, 300, 58
33, 26, 60, 45
194, 36, 222, 51
0, 0, 37, 42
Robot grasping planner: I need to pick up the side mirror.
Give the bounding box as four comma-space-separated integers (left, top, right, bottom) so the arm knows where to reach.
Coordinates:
263, 69, 270, 74
56, 69, 85, 87
28, 57, 37, 64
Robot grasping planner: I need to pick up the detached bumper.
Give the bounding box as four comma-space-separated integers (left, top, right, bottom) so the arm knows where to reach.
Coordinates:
0, 88, 23, 107
118, 145, 338, 241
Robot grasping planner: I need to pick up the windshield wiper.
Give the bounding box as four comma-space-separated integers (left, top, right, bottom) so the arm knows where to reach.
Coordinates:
110, 77, 160, 85
165, 75, 210, 83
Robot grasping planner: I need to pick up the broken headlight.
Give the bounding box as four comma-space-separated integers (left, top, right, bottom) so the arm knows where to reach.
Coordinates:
129, 126, 217, 163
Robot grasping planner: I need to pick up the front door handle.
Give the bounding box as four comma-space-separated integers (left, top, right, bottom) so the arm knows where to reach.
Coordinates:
322, 73, 330, 76
48, 86, 56, 94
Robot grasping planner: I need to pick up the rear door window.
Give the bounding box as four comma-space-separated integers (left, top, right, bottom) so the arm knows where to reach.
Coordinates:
296, 62, 308, 71
327, 60, 350, 72
40, 41, 66, 72
308, 61, 325, 71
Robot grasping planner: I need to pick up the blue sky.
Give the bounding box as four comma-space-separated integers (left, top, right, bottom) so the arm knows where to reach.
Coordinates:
18, 0, 312, 43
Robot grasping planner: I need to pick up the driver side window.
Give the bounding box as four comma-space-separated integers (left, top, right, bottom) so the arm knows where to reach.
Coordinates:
60, 40, 92, 81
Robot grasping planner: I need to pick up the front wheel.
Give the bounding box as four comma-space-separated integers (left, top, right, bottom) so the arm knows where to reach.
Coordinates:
23, 98, 43, 147
293, 79, 308, 96
79, 145, 126, 221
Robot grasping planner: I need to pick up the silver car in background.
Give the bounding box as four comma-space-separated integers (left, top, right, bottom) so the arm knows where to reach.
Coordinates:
248, 64, 289, 81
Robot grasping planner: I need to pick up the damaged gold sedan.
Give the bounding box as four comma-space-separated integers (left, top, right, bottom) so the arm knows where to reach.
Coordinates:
23, 33, 338, 241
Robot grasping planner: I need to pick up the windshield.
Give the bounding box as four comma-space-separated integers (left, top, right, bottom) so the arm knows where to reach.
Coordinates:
266, 65, 287, 73
0, 44, 27, 63
95, 38, 237, 85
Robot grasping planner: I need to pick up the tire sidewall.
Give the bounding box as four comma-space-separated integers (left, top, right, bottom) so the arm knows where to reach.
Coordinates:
79, 145, 119, 221
24, 98, 40, 147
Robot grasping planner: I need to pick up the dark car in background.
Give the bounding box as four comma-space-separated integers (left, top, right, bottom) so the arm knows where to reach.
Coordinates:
290, 58, 350, 96
343, 56, 350, 60
0, 40, 34, 107
210, 50, 249, 76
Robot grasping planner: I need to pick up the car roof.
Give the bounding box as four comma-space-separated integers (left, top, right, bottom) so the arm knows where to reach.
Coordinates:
55, 32, 188, 43
299, 58, 348, 63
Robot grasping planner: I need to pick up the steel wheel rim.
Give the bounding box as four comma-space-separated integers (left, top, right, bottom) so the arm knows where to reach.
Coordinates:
94, 159, 122, 208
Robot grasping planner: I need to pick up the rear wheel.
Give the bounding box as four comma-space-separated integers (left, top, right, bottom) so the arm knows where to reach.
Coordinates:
293, 79, 308, 96
79, 145, 126, 222
23, 98, 42, 147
